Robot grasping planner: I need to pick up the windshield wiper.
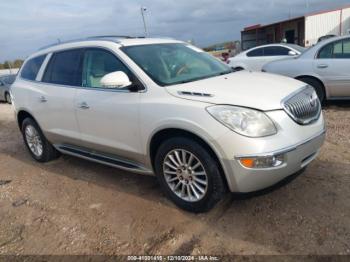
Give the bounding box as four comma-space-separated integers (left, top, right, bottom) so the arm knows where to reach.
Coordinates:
173, 70, 234, 85
179, 75, 214, 84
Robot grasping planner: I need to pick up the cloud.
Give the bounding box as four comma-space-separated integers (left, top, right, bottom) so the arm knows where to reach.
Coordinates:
0, 0, 349, 61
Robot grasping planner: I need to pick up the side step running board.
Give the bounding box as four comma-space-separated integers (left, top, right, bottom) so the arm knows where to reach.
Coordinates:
54, 145, 153, 175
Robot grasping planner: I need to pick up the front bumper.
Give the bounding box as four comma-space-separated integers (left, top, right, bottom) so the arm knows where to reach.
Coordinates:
223, 129, 326, 193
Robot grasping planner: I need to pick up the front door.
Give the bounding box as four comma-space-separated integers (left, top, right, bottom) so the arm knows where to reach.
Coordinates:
75, 48, 143, 162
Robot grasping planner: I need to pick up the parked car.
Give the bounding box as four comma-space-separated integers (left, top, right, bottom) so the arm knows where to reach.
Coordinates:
228, 44, 306, 71
11, 36, 325, 212
0, 74, 16, 104
263, 36, 350, 103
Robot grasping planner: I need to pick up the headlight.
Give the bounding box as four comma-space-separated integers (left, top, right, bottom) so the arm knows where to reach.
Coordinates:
206, 105, 277, 137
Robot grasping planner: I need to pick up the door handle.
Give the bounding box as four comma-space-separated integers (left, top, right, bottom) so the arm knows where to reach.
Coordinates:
317, 64, 328, 69
39, 96, 47, 103
78, 102, 90, 109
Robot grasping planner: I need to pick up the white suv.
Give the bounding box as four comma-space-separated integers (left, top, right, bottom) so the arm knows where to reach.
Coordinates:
11, 36, 325, 212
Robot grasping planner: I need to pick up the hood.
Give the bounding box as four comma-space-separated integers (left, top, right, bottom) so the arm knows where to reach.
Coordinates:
165, 71, 305, 111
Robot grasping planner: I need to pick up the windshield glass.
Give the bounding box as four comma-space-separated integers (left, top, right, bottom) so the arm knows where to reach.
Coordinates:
121, 43, 233, 86
286, 44, 306, 53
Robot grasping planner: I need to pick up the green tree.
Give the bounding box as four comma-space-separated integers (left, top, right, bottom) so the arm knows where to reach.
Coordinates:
13, 59, 24, 68
3, 61, 12, 69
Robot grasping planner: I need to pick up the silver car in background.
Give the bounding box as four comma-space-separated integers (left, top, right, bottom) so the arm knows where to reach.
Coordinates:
228, 44, 306, 72
0, 74, 16, 104
263, 36, 350, 103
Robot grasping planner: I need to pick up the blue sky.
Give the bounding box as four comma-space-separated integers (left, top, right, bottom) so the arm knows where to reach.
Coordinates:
0, 0, 349, 61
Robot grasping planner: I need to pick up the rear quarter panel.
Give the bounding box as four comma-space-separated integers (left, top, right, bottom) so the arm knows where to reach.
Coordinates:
264, 59, 314, 78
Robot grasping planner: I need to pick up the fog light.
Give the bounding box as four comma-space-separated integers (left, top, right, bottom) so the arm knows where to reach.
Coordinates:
238, 154, 285, 169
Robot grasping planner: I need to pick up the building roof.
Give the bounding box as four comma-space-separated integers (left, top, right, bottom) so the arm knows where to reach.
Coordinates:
243, 4, 350, 32
243, 16, 303, 32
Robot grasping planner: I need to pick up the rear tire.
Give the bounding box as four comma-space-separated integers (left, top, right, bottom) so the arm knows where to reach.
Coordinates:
21, 118, 60, 162
154, 137, 227, 213
298, 77, 325, 103
5, 92, 11, 104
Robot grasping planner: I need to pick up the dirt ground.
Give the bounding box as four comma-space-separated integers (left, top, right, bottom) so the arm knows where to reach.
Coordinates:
0, 102, 349, 256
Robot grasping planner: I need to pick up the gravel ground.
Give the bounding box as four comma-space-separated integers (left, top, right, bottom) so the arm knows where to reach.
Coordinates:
0, 102, 349, 255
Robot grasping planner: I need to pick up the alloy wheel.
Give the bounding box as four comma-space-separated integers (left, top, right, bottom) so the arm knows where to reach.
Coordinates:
25, 125, 43, 157
163, 149, 208, 202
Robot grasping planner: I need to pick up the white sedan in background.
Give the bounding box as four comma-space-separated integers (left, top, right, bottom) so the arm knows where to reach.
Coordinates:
263, 36, 350, 103
228, 44, 306, 72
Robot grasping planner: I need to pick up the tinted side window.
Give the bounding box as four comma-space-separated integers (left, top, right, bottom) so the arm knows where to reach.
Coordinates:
343, 40, 350, 58
264, 46, 290, 56
43, 49, 83, 86
318, 43, 333, 59
82, 49, 132, 88
333, 41, 343, 58
318, 40, 350, 59
247, 48, 264, 57
21, 55, 46, 81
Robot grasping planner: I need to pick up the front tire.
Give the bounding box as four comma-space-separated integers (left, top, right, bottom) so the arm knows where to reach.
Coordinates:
21, 118, 60, 162
155, 137, 226, 213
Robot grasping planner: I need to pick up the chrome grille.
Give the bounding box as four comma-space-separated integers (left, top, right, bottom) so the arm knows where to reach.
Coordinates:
282, 86, 321, 125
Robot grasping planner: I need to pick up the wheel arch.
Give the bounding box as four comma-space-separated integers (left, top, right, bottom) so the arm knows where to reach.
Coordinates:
230, 63, 246, 71
295, 75, 328, 98
17, 110, 40, 130
148, 128, 229, 190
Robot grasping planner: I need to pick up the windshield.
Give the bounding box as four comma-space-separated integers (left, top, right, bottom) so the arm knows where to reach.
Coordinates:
121, 43, 233, 86
286, 44, 307, 53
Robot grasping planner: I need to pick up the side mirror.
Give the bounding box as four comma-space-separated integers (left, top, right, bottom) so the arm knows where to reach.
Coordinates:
100, 71, 132, 89
288, 50, 298, 56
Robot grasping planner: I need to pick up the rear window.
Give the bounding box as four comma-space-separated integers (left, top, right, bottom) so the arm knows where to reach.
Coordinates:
43, 49, 83, 86
20, 55, 46, 81
247, 48, 264, 57
264, 46, 290, 56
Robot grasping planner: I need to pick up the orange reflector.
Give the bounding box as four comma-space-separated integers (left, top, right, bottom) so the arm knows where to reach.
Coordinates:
240, 158, 255, 168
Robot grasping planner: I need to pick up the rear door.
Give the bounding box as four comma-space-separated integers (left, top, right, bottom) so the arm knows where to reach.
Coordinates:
315, 39, 350, 97
35, 49, 83, 145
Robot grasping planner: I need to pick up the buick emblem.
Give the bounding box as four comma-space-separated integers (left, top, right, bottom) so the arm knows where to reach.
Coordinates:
309, 94, 317, 107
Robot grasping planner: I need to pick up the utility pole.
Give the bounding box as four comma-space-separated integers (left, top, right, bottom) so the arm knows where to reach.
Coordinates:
141, 7, 148, 37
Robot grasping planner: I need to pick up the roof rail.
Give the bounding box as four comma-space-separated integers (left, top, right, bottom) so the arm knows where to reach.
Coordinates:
38, 35, 146, 51
86, 35, 145, 39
